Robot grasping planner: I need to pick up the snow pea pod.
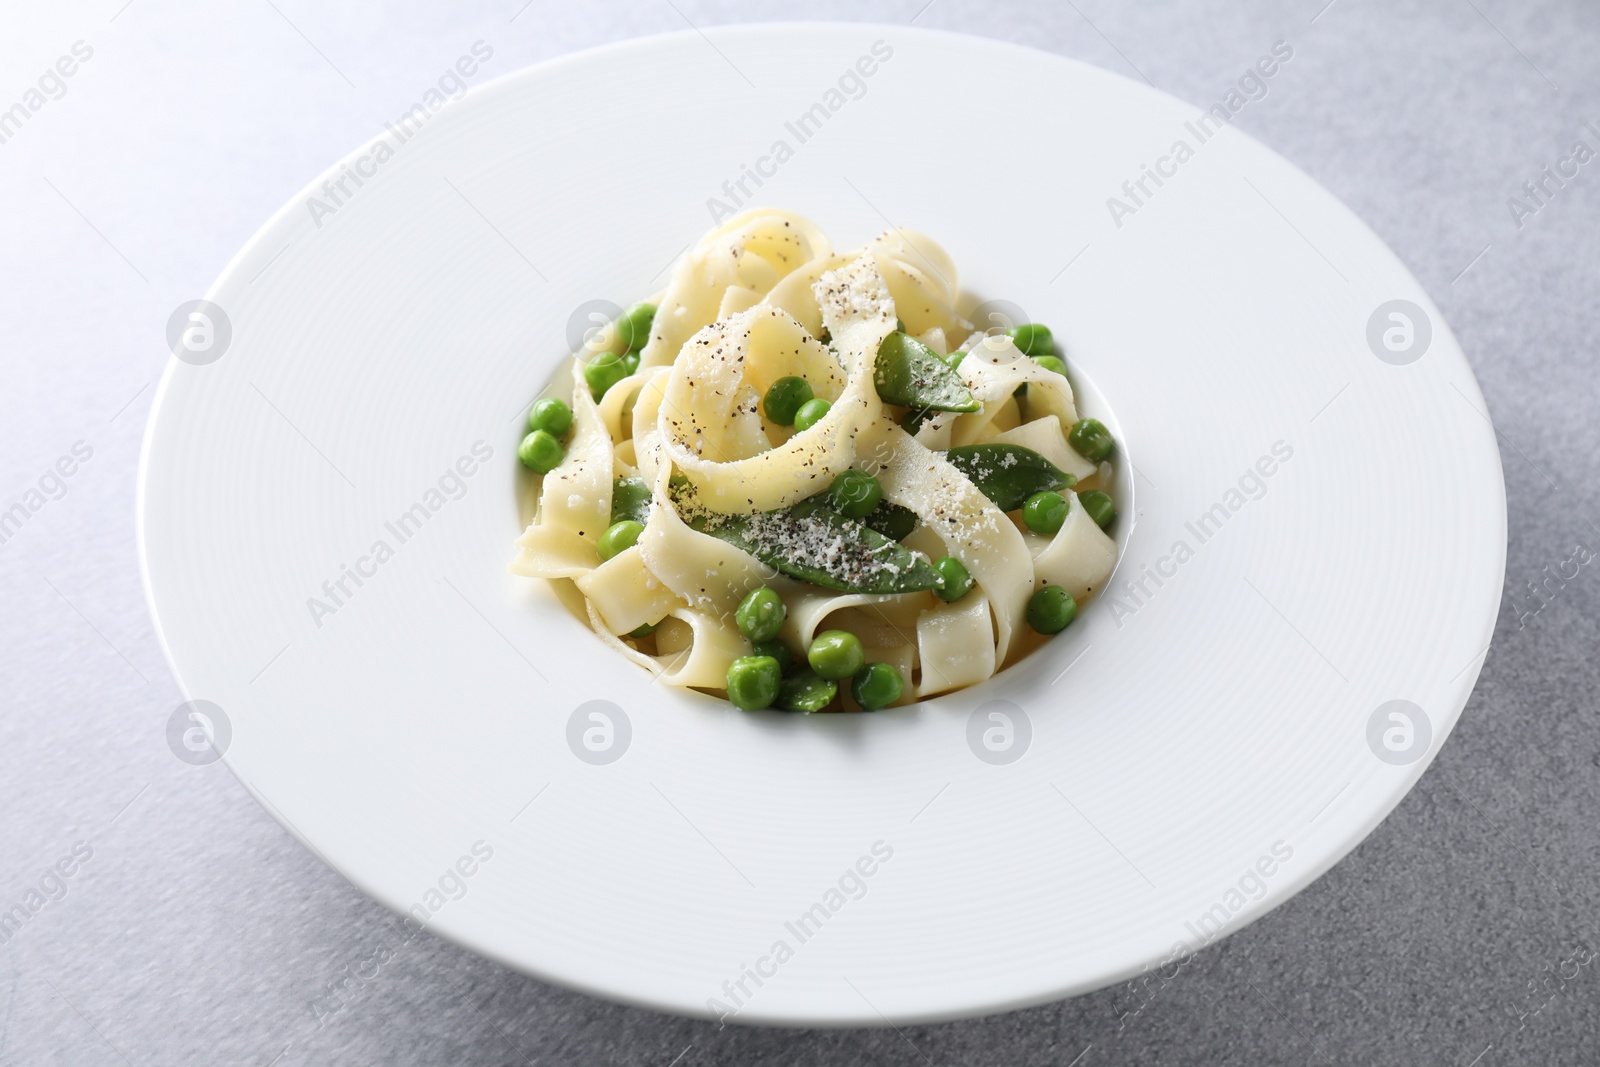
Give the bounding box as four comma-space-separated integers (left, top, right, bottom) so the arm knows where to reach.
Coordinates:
874, 331, 980, 414
944, 444, 1074, 512
609, 476, 653, 526
682, 495, 938, 594
861, 498, 918, 542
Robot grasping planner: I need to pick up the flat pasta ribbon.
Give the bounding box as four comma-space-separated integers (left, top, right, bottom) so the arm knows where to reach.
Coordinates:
657, 255, 895, 515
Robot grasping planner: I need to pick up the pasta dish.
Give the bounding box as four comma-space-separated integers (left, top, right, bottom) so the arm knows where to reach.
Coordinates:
511, 209, 1119, 712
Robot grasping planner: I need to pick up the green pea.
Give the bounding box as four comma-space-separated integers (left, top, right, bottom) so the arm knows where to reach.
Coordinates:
793, 397, 832, 431
807, 629, 865, 680
751, 638, 793, 673
945, 350, 968, 371
628, 621, 659, 638
726, 655, 782, 710
1033, 355, 1068, 376
1078, 490, 1116, 529
763, 376, 814, 426
583, 351, 628, 401
597, 520, 644, 562
932, 556, 972, 602
851, 662, 904, 711
518, 429, 564, 473
617, 302, 656, 353
621, 350, 640, 375
1009, 323, 1054, 356
735, 587, 787, 643
828, 469, 883, 520
1027, 585, 1077, 634
1068, 417, 1115, 462
1022, 491, 1069, 535
776, 668, 838, 713
526, 397, 573, 438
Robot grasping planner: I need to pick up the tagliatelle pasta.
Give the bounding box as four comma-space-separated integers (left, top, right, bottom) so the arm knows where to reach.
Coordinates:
511, 387, 612, 578
510, 209, 1122, 713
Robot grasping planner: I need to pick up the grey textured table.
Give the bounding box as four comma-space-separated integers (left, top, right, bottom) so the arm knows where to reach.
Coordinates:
3, 1, 1597, 1063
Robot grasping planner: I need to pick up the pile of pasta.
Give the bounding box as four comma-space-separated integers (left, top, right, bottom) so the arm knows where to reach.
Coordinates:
511, 208, 1118, 707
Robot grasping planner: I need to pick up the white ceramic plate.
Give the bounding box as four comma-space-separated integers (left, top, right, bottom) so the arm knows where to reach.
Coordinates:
140, 24, 1505, 1025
